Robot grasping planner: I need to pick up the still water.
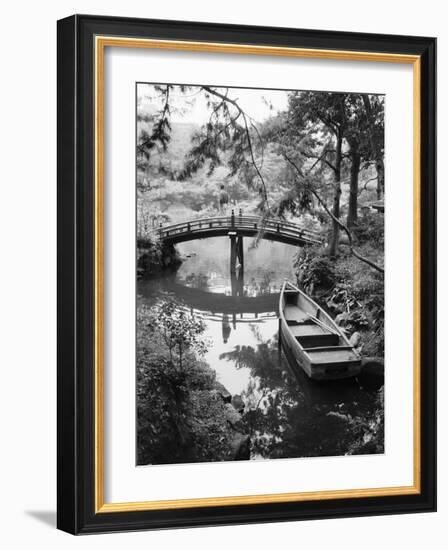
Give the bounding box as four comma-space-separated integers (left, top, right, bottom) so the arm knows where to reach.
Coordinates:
139, 237, 294, 393
138, 236, 383, 459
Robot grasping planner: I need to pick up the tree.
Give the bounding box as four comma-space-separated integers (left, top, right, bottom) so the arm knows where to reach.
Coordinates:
153, 300, 209, 369
138, 85, 384, 273
283, 153, 384, 273
286, 91, 349, 255
362, 94, 385, 199
137, 84, 269, 209
347, 137, 361, 227
345, 94, 365, 227
344, 94, 385, 227
261, 92, 384, 272
137, 301, 238, 465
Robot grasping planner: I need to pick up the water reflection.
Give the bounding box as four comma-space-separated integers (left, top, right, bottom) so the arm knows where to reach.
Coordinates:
177, 237, 295, 297
222, 314, 231, 343
138, 236, 383, 459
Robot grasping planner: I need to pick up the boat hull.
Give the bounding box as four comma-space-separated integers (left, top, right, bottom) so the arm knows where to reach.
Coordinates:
279, 282, 362, 381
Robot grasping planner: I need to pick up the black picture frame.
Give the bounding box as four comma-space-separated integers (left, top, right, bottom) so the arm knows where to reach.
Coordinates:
57, 14, 436, 534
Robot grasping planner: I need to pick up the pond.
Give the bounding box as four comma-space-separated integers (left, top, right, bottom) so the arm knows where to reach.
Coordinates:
138, 236, 384, 460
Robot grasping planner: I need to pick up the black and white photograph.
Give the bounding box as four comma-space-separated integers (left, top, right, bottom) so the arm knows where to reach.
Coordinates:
136, 83, 385, 466
0, 0, 440, 542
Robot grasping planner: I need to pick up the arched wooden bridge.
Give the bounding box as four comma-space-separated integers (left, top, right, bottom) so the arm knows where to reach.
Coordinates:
139, 212, 321, 248
138, 211, 321, 281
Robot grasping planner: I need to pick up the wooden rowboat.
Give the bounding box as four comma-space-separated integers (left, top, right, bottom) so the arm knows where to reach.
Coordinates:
279, 281, 362, 380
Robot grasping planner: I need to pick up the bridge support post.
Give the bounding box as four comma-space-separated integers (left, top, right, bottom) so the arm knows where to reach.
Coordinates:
236, 235, 244, 273
230, 235, 237, 275
230, 235, 244, 278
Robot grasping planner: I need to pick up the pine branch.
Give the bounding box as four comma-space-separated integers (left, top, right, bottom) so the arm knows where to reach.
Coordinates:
137, 86, 171, 155
201, 86, 270, 209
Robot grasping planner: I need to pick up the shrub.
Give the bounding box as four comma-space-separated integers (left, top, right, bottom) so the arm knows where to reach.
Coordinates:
352, 211, 384, 247
295, 248, 336, 292
136, 301, 237, 465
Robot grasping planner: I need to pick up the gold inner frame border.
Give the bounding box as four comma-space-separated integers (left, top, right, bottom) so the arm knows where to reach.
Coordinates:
94, 35, 421, 513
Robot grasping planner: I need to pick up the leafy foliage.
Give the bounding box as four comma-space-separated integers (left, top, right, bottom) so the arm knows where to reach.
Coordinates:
352, 210, 385, 246
295, 248, 336, 291
150, 300, 210, 368
137, 301, 238, 465
295, 242, 384, 356
137, 239, 182, 280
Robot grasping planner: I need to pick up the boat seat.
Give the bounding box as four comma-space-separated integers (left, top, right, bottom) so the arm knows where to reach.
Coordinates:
305, 347, 359, 364
296, 333, 339, 348
287, 319, 314, 326
303, 345, 353, 352
289, 324, 328, 336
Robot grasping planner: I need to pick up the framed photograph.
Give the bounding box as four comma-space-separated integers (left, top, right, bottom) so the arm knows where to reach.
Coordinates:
57, 14, 436, 534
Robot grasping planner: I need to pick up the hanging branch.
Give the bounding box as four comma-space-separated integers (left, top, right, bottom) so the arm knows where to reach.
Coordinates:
137, 86, 172, 155
248, 119, 266, 172
201, 86, 270, 209
283, 153, 384, 274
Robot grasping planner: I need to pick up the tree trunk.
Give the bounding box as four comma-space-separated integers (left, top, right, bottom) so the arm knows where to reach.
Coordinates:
376, 158, 385, 199
178, 345, 183, 370
361, 94, 384, 199
347, 147, 360, 227
328, 130, 343, 256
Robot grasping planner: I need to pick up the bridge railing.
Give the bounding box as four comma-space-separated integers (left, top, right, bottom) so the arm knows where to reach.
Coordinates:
148, 213, 321, 243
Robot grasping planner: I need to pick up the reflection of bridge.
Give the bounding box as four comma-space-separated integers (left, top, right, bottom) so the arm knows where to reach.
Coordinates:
162, 279, 279, 316
180, 307, 278, 325
164, 281, 279, 336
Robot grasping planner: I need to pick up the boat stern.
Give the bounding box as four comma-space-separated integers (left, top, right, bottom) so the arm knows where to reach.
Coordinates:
309, 359, 362, 380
